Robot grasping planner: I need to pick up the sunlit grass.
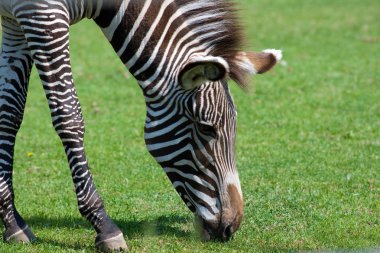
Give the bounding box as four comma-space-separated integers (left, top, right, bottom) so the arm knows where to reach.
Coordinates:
1, 0, 379, 252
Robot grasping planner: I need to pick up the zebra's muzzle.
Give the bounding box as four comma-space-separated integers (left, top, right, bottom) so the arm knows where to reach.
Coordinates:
195, 216, 236, 242
194, 184, 244, 242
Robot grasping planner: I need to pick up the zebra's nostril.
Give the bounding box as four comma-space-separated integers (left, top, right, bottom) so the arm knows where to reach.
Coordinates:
221, 225, 233, 242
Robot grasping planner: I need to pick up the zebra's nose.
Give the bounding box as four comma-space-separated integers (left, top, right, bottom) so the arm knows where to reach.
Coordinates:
196, 217, 236, 242
221, 224, 234, 242
195, 184, 244, 242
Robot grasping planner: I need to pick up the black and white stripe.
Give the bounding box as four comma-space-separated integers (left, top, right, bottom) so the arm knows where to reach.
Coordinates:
0, 16, 33, 236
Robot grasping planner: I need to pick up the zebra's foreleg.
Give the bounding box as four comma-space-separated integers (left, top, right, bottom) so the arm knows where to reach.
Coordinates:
0, 17, 36, 243
14, 6, 128, 251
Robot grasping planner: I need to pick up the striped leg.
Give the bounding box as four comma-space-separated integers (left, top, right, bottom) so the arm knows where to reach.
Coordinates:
0, 17, 36, 243
14, 4, 127, 251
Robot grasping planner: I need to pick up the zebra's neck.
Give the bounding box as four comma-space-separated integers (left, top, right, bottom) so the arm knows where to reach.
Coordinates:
89, 1, 242, 100
60, 0, 244, 111
93, 1, 198, 95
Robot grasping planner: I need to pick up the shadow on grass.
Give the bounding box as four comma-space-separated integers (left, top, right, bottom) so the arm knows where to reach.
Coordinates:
25, 214, 192, 251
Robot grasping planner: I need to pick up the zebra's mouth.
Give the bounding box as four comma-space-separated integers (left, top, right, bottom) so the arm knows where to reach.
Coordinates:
194, 215, 234, 242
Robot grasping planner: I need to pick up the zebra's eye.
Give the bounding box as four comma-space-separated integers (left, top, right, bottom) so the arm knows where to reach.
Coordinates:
197, 123, 217, 138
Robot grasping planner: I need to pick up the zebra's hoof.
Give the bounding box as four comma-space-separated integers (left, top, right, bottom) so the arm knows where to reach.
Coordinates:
95, 233, 128, 252
3, 225, 37, 243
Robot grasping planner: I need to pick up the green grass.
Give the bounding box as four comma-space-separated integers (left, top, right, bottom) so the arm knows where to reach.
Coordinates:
1, 0, 379, 252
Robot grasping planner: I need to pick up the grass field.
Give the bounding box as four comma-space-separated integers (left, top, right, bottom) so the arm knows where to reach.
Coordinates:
1, 0, 379, 252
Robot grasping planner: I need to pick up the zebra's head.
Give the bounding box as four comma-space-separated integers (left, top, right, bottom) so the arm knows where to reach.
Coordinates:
144, 49, 281, 241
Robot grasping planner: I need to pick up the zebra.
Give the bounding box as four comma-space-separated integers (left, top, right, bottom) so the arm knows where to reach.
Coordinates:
0, 0, 281, 251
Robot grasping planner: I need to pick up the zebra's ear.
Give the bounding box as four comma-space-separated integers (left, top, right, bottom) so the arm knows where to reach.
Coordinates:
235, 49, 282, 75
179, 56, 229, 90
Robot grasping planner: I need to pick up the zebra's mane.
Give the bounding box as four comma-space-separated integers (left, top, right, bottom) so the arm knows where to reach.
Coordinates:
178, 0, 248, 88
